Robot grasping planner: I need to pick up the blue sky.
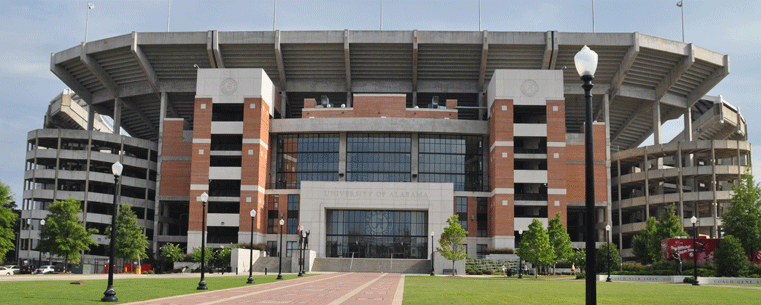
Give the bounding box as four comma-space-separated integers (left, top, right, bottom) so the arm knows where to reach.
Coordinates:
1, 0, 760, 203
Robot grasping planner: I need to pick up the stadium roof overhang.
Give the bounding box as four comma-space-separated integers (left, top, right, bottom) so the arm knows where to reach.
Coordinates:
50, 30, 728, 149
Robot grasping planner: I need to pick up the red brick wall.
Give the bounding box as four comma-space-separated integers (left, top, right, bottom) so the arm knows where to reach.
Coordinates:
565, 123, 608, 203
189, 98, 212, 231
160, 119, 191, 197
488, 99, 514, 236
546, 100, 567, 226
241, 97, 270, 234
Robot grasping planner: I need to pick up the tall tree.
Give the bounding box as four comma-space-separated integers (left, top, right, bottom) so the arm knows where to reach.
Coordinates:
160, 243, 185, 264
38, 198, 98, 271
105, 204, 148, 267
0, 180, 19, 263
595, 242, 621, 273
517, 219, 555, 277
714, 235, 749, 277
723, 173, 761, 258
437, 214, 468, 276
631, 217, 656, 264
547, 213, 572, 274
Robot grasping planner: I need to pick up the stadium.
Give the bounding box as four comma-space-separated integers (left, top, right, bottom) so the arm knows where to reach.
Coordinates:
17, 30, 748, 270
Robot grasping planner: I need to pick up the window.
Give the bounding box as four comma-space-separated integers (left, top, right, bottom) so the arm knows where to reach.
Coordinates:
419, 135, 484, 191
210, 134, 242, 151
267, 241, 278, 257
477, 198, 488, 237
347, 134, 411, 182
275, 134, 339, 189
477, 244, 487, 259
267, 196, 279, 234
456, 197, 468, 231
287, 195, 299, 234
286, 241, 297, 257
325, 210, 428, 259
212, 104, 244, 121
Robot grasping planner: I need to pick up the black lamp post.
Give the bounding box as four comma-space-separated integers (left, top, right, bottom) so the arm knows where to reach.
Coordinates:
277, 218, 284, 280
518, 229, 523, 279
575, 45, 599, 305
691, 216, 699, 286
605, 225, 612, 282
102, 161, 122, 302
38, 219, 45, 269
247, 209, 257, 284
197, 192, 209, 290
430, 231, 435, 276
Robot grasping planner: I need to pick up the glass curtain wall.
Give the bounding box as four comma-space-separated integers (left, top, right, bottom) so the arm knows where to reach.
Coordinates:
419, 135, 484, 191
347, 134, 411, 182
275, 134, 339, 189
325, 210, 428, 259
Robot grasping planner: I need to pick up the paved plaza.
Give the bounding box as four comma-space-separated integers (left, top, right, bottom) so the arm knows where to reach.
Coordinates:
126, 273, 404, 305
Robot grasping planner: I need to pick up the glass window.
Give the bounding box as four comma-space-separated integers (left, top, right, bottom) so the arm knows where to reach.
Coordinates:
456, 197, 468, 231
267, 196, 279, 234
419, 135, 484, 191
325, 210, 428, 259
286, 241, 297, 257
477, 244, 487, 259
287, 195, 299, 234
275, 134, 339, 189
267, 241, 278, 257
347, 134, 411, 182
477, 197, 488, 237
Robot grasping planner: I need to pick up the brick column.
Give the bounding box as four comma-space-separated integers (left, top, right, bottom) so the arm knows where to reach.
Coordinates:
546, 100, 567, 226
488, 99, 514, 246
189, 98, 212, 232
241, 98, 271, 238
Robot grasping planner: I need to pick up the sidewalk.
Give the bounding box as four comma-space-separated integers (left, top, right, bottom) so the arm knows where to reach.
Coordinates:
125, 272, 405, 305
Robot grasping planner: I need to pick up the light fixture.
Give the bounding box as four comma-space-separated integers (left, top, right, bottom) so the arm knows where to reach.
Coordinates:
574, 45, 598, 77
111, 161, 123, 176
200, 192, 209, 202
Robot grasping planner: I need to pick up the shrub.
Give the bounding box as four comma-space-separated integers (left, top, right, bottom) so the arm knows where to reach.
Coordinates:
555, 259, 572, 268
595, 243, 621, 273
715, 235, 749, 277
482, 269, 493, 275
143, 270, 154, 274
683, 276, 695, 284
621, 262, 646, 272
576, 273, 586, 279
485, 248, 514, 254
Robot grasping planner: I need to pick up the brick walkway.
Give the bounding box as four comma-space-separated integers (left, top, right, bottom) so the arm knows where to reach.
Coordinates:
126, 273, 404, 305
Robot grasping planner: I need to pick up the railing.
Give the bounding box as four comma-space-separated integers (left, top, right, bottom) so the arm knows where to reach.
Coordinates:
514, 193, 548, 201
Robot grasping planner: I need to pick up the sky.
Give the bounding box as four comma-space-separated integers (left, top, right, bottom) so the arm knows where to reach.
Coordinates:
1, 0, 760, 204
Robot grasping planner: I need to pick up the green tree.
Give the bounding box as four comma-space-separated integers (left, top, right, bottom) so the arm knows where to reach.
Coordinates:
161, 243, 185, 263
595, 242, 621, 274
105, 204, 148, 267
191, 247, 214, 266
568, 248, 586, 272
547, 213, 572, 274
714, 235, 749, 277
216, 246, 233, 270
631, 217, 656, 264
38, 198, 98, 271
723, 173, 761, 258
0, 180, 19, 263
437, 214, 468, 276
516, 219, 555, 278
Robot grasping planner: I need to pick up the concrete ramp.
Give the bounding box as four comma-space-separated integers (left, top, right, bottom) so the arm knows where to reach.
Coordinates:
312, 258, 430, 273
252, 257, 291, 273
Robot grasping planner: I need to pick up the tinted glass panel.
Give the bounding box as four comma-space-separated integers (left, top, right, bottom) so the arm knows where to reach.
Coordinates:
325, 210, 427, 259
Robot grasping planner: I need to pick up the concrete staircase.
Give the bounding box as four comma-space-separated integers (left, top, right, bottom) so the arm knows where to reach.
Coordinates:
311, 258, 430, 274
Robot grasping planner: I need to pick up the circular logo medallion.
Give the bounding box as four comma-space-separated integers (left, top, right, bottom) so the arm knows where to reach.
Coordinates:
365, 211, 390, 235
521, 79, 539, 97
220, 78, 238, 95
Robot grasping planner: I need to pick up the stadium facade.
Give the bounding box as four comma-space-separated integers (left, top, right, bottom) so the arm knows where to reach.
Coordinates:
17, 30, 749, 265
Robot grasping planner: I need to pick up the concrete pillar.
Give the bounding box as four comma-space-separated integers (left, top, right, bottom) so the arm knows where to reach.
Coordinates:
87, 102, 95, 131
152, 91, 168, 252
280, 92, 287, 118
711, 141, 718, 237
604, 94, 612, 244
412, 91, 418, 107
644, 148, 649, 220
652, 100, 661, 145
113, 98, 122, 135
346, 92, 352, 108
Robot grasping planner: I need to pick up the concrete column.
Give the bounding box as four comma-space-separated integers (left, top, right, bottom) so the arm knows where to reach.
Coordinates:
644, 148, 649, 220
652, 100, 661, 145
152, 91, 168, 252
411, 133, 419, 182
412, 91, 418, 107
280, 92, 287, 118
604, 94, 612, 244
339, 133, 347, 181
346, 92, 352, 108
87, 102, 95, 131
113, 98, 122, 135
677, 142, 684, 221
616, 157, 622, 253
711, 141, 718, 237
683, 108, 693, 142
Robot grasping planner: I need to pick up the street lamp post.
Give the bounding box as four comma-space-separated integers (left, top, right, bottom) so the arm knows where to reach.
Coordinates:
277, 219, 284, 280
691, 216, 699, 286
247, 209, 257, 284
38, 219, 45, 268
575, 45, 599, 305
605, 225, 612, 282
518, 229, 523, 279
102, 161, 122, 302
197, 192, 209, 290
430, 231, 435, 276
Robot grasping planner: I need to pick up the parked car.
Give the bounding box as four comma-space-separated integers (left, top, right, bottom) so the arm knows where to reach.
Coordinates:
18, 265, 36, 274
0, 266, 13, 275
36, 265, 55, 274
5, 265, 20, 274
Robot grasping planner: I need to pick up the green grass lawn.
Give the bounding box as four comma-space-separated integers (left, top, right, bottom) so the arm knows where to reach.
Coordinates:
0, 274, 302, 304
403, 276, 761, 305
